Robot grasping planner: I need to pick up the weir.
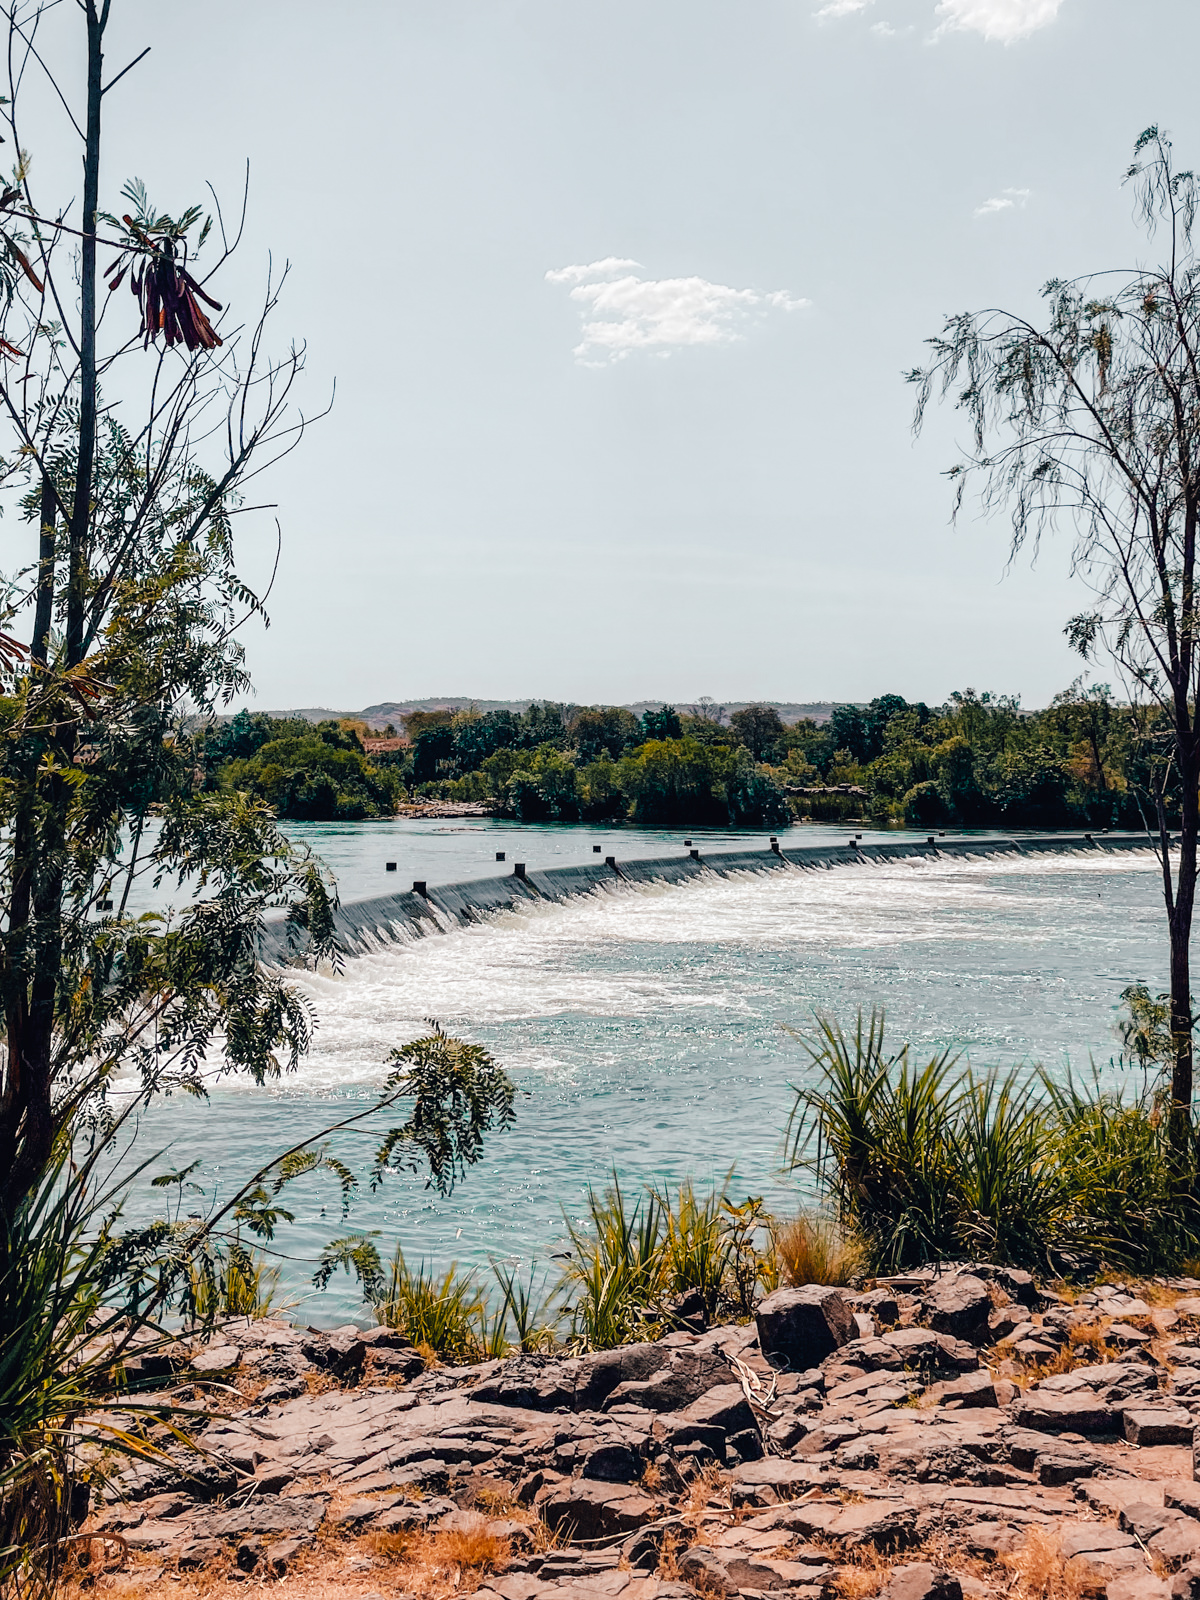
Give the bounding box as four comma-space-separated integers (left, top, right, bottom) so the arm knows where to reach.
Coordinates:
256, 830, 1155, 966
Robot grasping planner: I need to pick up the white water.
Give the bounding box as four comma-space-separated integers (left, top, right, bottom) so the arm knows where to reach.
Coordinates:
130, 846, 1164, 1320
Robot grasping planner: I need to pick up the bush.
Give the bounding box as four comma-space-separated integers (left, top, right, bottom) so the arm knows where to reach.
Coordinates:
786, 1009, 1200, 1275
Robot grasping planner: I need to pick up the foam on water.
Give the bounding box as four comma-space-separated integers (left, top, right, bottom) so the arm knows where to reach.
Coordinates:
126, 847, 1165, 1321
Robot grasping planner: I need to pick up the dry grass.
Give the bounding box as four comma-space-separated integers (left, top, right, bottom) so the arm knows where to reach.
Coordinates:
640, 1458, 664, 1492
365, 1519, 511, 1597
829, 1543, 897, 1600
1002, 1526, 1093, 1600
774, 1212, 866, 1288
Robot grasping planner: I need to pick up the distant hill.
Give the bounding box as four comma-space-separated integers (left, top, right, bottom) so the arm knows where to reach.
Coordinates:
259, 698, 837, 728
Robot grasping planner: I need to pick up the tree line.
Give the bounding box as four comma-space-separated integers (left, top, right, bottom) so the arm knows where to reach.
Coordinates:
196, 681, 1161, 832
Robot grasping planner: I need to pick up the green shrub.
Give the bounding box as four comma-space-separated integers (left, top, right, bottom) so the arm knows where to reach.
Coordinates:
374, 1248, 483, 1362
787, 1009, 1200, 1275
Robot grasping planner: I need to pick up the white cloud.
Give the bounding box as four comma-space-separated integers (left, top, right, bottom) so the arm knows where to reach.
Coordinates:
973, 186, 1031, 217
870, 20, 898, 34
815, 0, 872, 18
545, 260, 809, 365
815, 0, 1064, 41
934, 0, 1063, 43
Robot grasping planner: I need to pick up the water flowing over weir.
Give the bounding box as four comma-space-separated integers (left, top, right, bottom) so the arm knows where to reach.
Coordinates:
257, 831, 1153, 965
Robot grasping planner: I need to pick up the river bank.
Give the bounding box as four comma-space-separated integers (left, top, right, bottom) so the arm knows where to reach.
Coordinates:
77, 1266, 1200, 1600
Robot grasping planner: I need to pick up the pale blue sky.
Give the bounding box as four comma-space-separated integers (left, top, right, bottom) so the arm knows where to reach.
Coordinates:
36, 0, 1200, 707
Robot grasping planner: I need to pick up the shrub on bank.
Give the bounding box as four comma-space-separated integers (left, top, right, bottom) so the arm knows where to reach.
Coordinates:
786, 1010, 1200, 1276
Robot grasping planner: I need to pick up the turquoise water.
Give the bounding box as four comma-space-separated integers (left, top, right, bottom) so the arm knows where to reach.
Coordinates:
122, 824, 1164, 1324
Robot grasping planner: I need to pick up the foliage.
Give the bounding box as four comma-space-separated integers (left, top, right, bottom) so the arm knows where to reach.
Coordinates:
218, 720, 402, 820
787, 1008, 1200, 1275
373, 1250, 483, 1363
556, 1173, 776, 1348
909, 127, 1200, 1139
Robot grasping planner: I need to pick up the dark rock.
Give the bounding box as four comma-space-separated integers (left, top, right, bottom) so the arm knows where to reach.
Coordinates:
358, 1324, 413, 1349
1011, 1394, 1117, 1434
675, 1382, 758, 1436
1037, 1452, 1100, 1486
574, 1343, 665, 1411
368, 1347, 426, 1380
204, 1494, 327, 1538
921, 1274, 992, 1342
540, 1479, 659, 1540
727, 1426, 764, 1463
663, 1287, 709, 1332
579, 1442, 640, 1482
622, 1522, 675, 1571
756, 1285, 854, 1369
265, 1535, 308, 1576
177, 1538, 223, 1569
1152, 1521, 1200, 1568
1166, 1485, 1200, 1520
886, 1563, 964, 1600
1173, 1561, 1200, 1600
236, 1537, 262, 1573
939, 1370, 997, 1408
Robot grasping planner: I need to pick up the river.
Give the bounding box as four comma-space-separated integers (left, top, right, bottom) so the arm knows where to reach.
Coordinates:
124, 821, 1165, 1324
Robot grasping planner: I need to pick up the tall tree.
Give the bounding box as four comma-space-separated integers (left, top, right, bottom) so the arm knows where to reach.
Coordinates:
0, 0, 333, 1225
910, 127, 1200, 1145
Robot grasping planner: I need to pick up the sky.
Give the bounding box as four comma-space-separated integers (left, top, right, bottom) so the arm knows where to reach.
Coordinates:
16, 0, 1200, 710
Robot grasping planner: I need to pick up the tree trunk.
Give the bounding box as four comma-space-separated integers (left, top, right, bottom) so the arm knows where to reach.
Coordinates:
1169, 739, 1199, 1151
65, 0, 103, 669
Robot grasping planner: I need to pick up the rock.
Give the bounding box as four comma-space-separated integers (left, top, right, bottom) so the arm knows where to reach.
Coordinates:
1038, 1452, 1100, 1486
679, 1546, 734, 1594
1173, 1561, 1200, 1600
1121, 1505, 1180, 1542
264, 1535, 308, 1576
675, 1382, 758, 1436
235, 1536, 262, 1572
1060, 1526, 1138, 1560
177, 1537, 223, 1568
358, 1324, 413, 1349
1108, 1578, 1172, 1600
368, 1347, 426, 1380
1165, 1485, 1200, 1520
1125, 1408, 1195, 1447
886, 1563, 964, 1600
189, 1343, 242, 1374
575, 1343, 666, 1411
580, 1442, 641, 1482
940, 1371, 997, 1408
1152, 1521, 1200, 1567
755, 1285, 855, 1369
1011, 1394, 1117, 1435
921, 1275, 993, 1342
204, 1494, 327, 1537
540, 1479, 659, 1540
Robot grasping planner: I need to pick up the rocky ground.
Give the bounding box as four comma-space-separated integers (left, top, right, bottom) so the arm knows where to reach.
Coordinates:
71, 1268, 1200, 1600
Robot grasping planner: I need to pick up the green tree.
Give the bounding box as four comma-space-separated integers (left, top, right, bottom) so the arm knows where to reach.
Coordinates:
729, 703, 785, 762
911, 128, 1200, 1142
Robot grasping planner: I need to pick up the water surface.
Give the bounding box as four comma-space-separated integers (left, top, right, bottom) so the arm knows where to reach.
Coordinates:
127, 833, 1164, 1323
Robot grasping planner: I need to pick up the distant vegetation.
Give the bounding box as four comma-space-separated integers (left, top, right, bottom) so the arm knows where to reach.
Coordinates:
199, 680, 1156, 831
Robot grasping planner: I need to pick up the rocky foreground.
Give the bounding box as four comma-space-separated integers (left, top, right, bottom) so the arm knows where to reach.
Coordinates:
83, 1268, 1200, 1599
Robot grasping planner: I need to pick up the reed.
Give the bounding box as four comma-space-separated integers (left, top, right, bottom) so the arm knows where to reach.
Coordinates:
787, 1008, 1200, 1275
374, 1248, 484, 1362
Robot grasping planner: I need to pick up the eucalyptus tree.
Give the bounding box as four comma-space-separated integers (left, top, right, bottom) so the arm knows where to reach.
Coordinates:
910, 128, 1200, 1147
0, 0, 334, 1223
0, 2, 516, 1580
